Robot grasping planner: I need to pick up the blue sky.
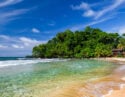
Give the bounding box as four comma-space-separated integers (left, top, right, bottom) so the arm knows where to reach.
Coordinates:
0, 0, 125, 57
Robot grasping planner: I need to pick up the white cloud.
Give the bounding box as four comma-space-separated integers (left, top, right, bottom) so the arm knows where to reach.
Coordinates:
0, 0, 23, 8
70, 17, 113, 31
71, 2, 95, 17
0, 35, 47, 56
117, 26, 125, 35
87, 17, 113, 26
95, 0, 125, 19
12, 44, 24, 49
71, 2, 89, 10
106, 25, 125, 34
0, 35, 10, 39
19, 37, 42, 46
83, 9, 95, 17
42, 16, 113, 35
0, 45, 8, 49
0, 0, 34, 25
0, 9, 30, 18
32, 28, 40, 33
71, 0, 125, 19
0, 8, 30, 24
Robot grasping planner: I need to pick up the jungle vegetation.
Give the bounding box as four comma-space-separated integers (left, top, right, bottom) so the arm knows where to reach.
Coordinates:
32, 27, 125, 58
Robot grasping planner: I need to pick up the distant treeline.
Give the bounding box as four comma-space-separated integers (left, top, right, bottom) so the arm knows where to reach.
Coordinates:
32, 27, 125, 58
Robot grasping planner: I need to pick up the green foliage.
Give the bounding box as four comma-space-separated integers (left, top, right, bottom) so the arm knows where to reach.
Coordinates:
95, 44, 112, 57
32, 27, 124, 58
80, 47, 94, 58
32, 44, 46, 58
117, 38, 125, 51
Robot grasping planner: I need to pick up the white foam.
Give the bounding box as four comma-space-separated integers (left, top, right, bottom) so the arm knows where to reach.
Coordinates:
120, 84, 125, 89
102, 83, 125, 97
101, 90, 113, 97
116, 65, 125, 71
0, 59, 65, 68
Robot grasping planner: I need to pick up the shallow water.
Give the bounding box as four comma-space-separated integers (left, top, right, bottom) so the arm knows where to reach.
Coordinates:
0, 59, 122, 97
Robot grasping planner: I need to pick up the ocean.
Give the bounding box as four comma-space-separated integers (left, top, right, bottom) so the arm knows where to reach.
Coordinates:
0, 58, 124, 97
0, 57, 20, 61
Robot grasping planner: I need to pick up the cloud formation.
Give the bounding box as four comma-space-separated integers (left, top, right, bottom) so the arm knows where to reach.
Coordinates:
71, 0, 125, 19
117, 26, 125, 35
32, 28, 40, 33
0, 45, 8, 49
0, 0, 23, 8
95, 0, 125, 19
70, 17, 113, 31
71, 2, 95, 17
0, 0, 33, 24
0, 9, 30, 24
0, 35, 46, 56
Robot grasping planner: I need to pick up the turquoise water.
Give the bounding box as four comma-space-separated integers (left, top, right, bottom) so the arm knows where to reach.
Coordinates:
0, 57, 22, 61
0, 59, 117, 97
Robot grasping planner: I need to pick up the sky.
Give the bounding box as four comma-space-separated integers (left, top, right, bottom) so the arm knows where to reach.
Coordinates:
0, 0, 125, 57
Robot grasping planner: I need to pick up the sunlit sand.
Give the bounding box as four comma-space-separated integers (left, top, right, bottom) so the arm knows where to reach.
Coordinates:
103, 77, 125, 97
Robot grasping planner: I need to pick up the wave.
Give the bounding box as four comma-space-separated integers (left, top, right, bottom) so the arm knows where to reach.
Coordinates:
0, 59, 65, 68
101, 84, 125, 97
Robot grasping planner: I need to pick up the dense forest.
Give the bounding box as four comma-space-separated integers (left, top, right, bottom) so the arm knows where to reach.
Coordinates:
32, 27, 125, 58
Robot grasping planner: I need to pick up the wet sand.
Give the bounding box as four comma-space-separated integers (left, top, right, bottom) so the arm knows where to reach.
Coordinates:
101, 58, 125, 97
104, 78, 125, 97
52, 58, 125, 97
104, 87, 125, 97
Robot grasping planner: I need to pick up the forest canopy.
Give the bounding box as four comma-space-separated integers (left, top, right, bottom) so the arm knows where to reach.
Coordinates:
32, 27, 125, 58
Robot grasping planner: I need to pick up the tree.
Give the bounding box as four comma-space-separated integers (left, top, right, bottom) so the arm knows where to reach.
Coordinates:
32, 27, 122, 58
95, 44, 112, 57
117, 38, 125, 50
32, 44, 46, 58
81, 47, 94, 58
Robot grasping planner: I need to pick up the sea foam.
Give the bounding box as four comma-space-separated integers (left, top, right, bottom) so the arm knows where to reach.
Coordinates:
101, 90, 113, 97
0, 59, 63, 68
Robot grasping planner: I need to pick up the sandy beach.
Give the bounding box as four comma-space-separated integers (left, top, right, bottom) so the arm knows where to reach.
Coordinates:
0, 58, 125, 97
104, 87, 125, 97
101, 58, 125, 97
104, 79, 125, 97
50, 58, 125, 97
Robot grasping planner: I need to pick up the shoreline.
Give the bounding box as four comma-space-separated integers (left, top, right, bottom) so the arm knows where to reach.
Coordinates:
0, 57, 125, 97
50, 57, 125, 97
99, 58, 125, 97
42, 57, 125, 97
102, 79, 125, 97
